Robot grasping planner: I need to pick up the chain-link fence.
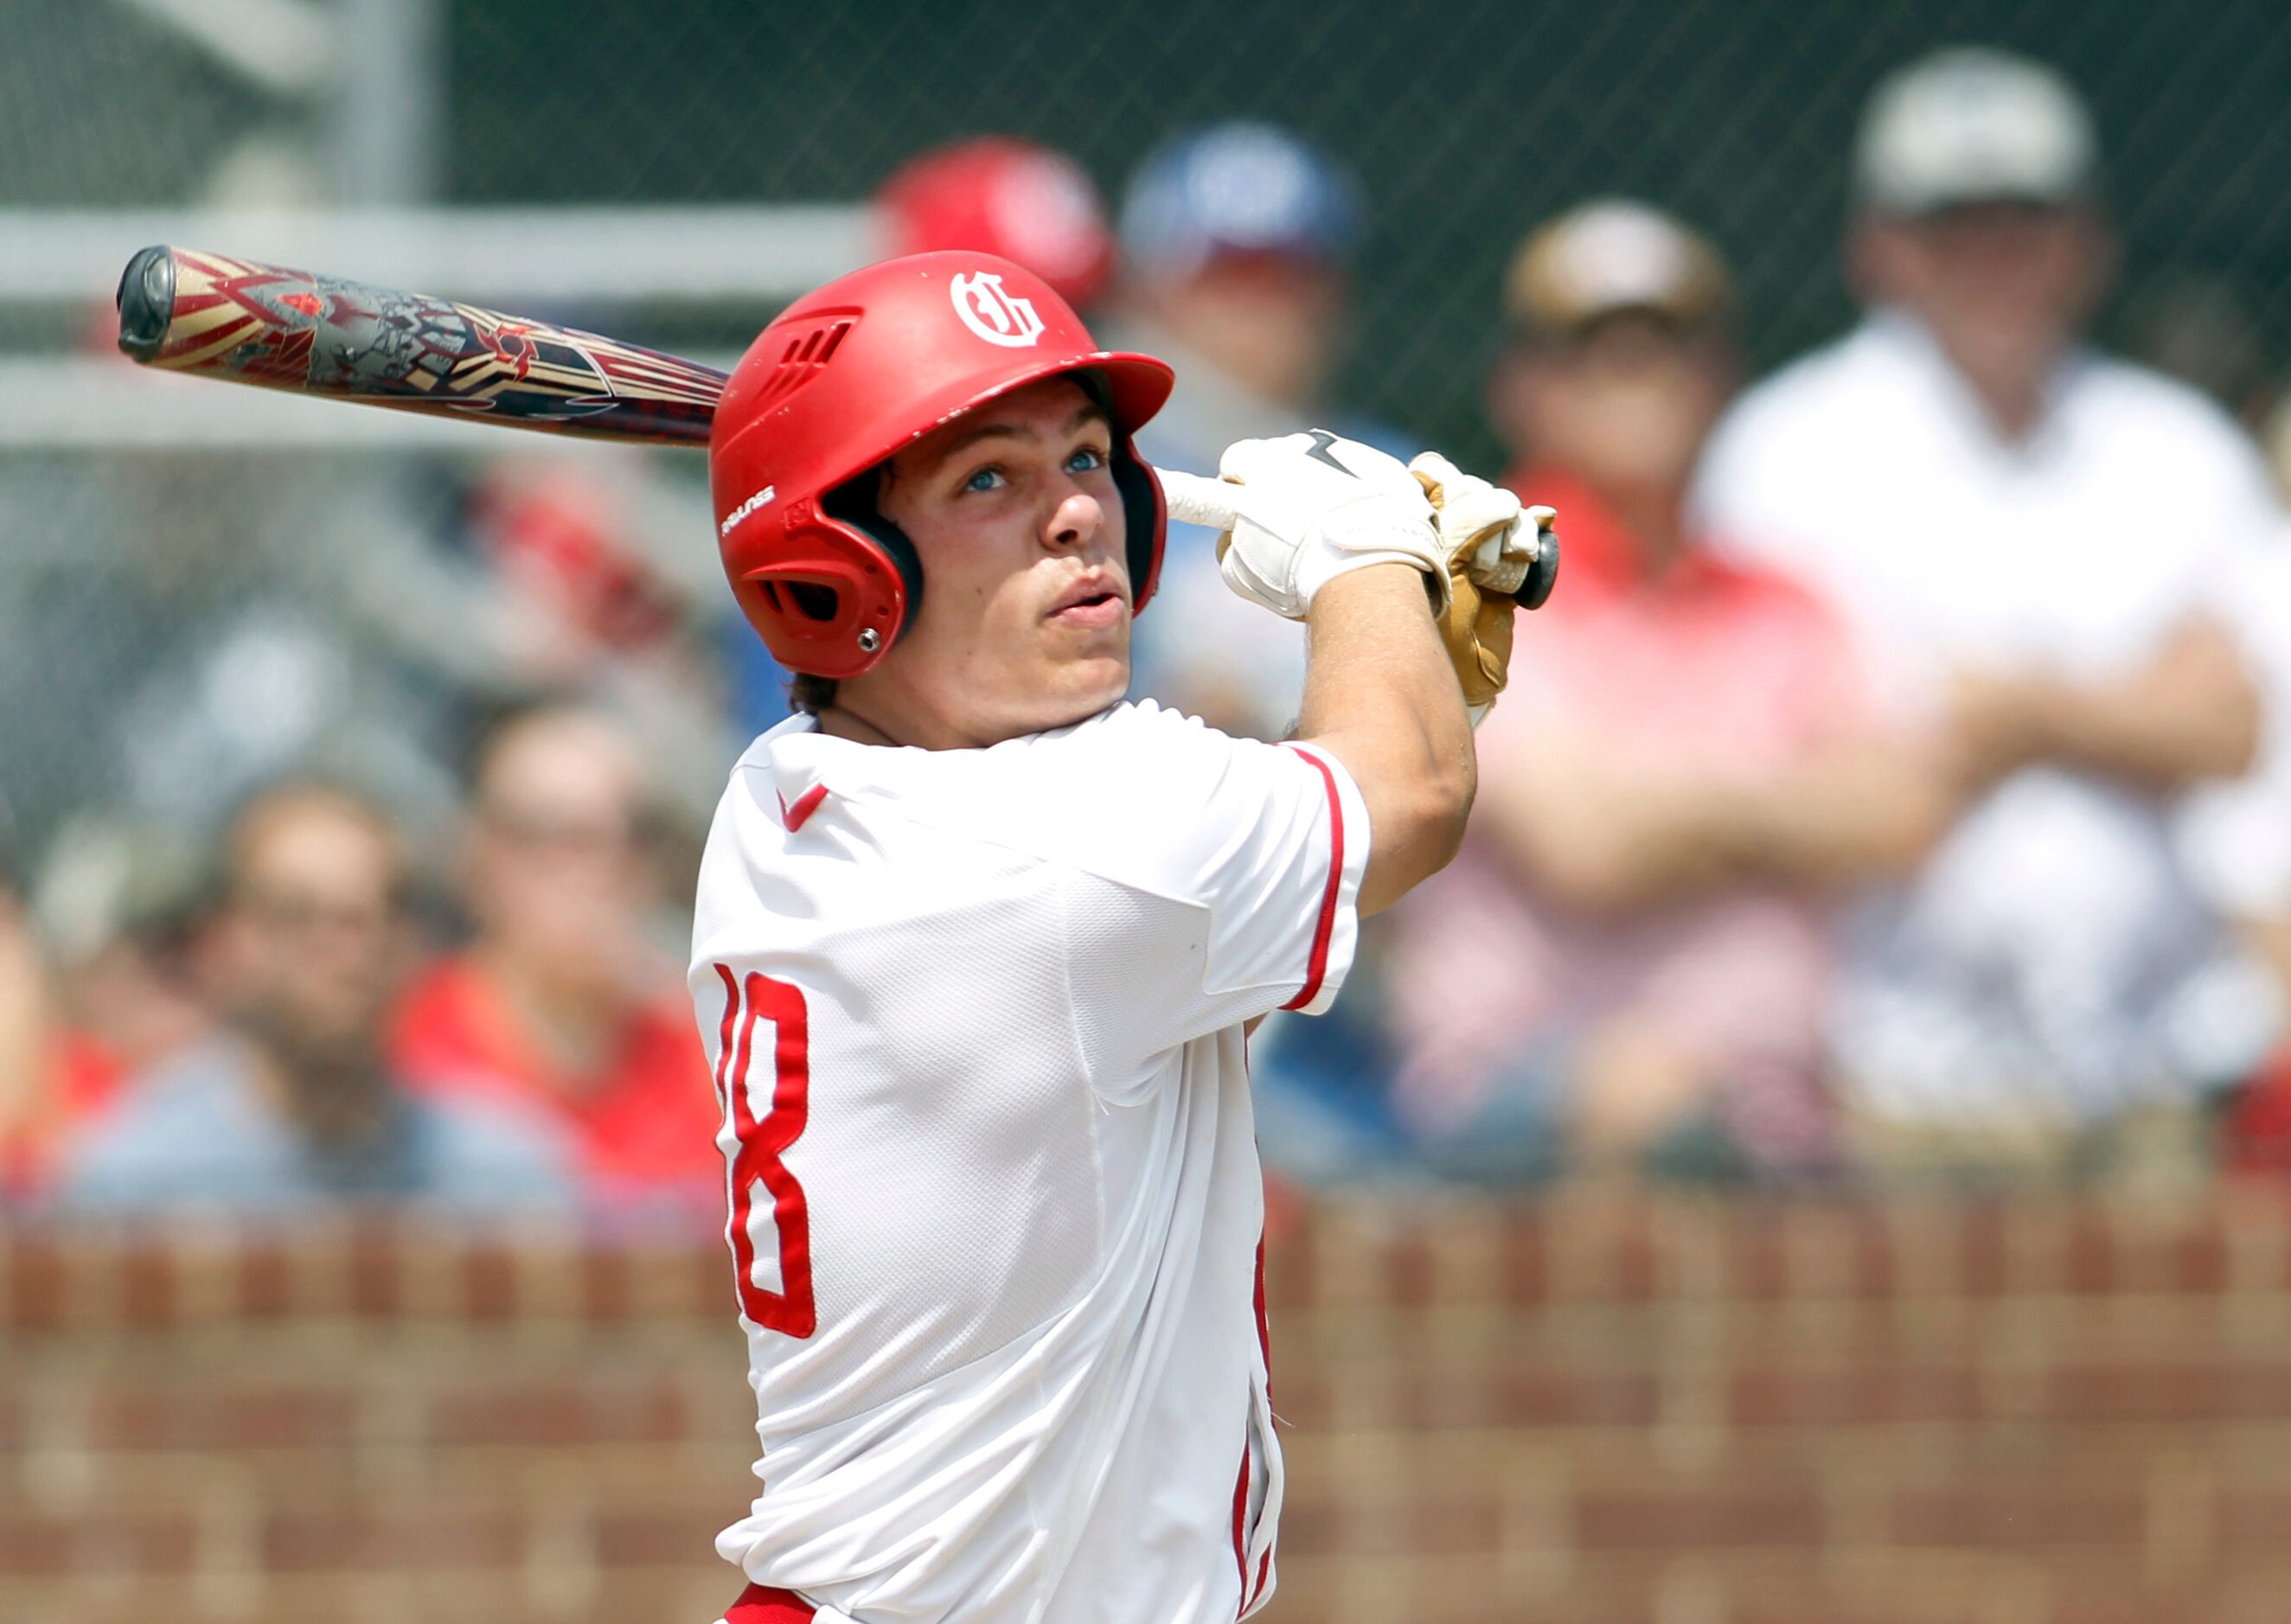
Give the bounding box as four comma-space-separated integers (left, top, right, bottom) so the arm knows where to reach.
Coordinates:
4, 0, 2291, 874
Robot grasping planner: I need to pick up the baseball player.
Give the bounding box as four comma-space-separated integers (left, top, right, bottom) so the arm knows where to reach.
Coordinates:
695, 251, 1541, 1624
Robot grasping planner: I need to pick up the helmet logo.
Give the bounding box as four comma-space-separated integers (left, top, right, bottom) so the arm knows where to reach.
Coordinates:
720, 484, 777, 539
950, 272, 1046, 348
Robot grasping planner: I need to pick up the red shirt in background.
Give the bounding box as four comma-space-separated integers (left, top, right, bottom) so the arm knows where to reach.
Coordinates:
391, 956, 720, 1206
2228, 1051, 2291, 1173
3, 1032, 127, 1199
1383, 466, 1872, 1173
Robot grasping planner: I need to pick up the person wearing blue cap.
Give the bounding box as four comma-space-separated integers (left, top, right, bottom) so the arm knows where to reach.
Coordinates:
1106, 123, 1423, 1194
1110, 121, 1415, 745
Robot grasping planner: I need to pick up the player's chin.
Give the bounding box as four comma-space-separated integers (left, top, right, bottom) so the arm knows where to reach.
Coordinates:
1021, 643, 1130, 730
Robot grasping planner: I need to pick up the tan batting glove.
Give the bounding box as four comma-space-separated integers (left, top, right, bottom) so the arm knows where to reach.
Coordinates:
1409, 452, 1555, 726
1408, 451, 1548, 595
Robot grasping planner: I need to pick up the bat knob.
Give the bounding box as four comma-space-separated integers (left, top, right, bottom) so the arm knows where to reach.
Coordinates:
1515, 522, 1558, 611
116, 246, 176, 364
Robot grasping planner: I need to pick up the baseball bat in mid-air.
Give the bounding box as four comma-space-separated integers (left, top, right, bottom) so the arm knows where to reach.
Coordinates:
114, 244, 726, 445
115, 245, 1555, 606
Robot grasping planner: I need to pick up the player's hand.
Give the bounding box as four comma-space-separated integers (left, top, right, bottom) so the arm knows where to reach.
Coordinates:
1209, 432, 1448, 622
1408, 451, 1554, 726
1408, 451, 1548, 596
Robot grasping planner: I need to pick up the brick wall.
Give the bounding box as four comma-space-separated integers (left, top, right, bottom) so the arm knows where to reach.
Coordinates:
5, 1191, 2291, 1624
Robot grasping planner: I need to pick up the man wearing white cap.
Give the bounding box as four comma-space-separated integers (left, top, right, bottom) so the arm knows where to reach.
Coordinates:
1694, 48, 2287, 1165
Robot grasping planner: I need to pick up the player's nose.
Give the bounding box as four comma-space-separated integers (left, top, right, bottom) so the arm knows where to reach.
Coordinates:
1041, 488, 1104, 553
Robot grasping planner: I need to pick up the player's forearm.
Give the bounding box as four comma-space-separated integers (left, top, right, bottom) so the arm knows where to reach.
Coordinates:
1297, 565, 1476, 915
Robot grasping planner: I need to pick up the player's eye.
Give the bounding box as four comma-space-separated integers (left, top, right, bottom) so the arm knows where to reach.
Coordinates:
961, 464, 1007, 495
1065, 444, 1108, 476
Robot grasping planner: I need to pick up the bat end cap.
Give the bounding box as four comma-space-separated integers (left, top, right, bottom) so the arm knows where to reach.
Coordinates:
116, 246, 176, 364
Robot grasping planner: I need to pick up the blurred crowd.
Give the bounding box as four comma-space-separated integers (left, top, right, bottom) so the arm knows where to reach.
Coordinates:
10, 43, 2291, 1216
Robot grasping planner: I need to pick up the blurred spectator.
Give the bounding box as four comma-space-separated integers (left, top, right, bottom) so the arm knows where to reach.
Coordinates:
1379, 202, 1946, 1184
392, 705, 720, 1216
1110, 120, 1411, 740
2122, 272, 2277, 433
2265, 399, 2291, 510
1, 818, 211, 1194
453, 455, 738, 831
1695, 48, 2284, 1171
875, 135, 1117, 310
58, 782, 572, 1213
0, 806, 83, 1199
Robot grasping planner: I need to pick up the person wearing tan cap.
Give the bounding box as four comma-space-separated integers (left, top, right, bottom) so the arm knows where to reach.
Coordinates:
1379, 201, 1951, 1183
1695, 48, 2289, 1167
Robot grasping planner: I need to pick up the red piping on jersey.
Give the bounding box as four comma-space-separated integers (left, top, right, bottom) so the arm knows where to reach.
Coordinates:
778, 783, 829, 832
720, 1583, 817, 1621
1252, 1231, 1272, 1374
713, 962, 741, 1105
1280, 747, 1345, 1010
1245, 1228, 1275, 1611
1231, 1439, 1251, 1611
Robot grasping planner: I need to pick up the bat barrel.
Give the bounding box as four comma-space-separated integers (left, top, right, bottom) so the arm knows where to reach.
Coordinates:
109, 245, 729, 447
116, 244, 176, 364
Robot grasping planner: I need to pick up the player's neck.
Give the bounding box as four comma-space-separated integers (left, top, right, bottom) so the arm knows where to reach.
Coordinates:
816, 689, 987, 751
816, 701, 904, 748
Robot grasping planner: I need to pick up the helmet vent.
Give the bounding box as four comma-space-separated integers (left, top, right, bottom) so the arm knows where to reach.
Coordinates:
747, 314, 858, 414
762, 580, 842, 623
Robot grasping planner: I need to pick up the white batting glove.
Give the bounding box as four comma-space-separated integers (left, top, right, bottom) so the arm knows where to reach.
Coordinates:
1407, 451, 1547, 598
1209, 432, 1448, 621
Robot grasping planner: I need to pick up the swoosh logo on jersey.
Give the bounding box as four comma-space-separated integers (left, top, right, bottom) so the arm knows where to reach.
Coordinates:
1303, 429, 1354, 477
778, 783, 828, 832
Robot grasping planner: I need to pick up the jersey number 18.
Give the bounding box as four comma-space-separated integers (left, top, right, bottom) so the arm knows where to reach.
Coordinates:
712, 964, 818, 1339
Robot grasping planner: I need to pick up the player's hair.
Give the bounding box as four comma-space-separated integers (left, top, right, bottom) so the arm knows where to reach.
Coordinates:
789, 673, 838, 716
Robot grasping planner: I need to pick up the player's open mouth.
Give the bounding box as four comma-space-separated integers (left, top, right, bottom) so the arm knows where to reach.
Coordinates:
1048, 576, 1126, 629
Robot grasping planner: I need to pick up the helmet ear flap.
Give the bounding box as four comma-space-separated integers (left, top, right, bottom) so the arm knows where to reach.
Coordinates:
734, 512, 911, 679
1109, 438, 1166, 612
1070, 368, 1167, 612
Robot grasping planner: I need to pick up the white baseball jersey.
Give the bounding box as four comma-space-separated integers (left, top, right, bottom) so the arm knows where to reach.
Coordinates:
688, 700, 1367, 1623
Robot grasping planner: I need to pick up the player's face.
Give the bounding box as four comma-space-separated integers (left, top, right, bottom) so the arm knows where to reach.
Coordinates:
856, 375, 1131, 748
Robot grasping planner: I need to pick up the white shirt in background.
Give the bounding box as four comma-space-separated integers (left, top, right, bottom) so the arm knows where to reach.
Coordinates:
1693, 310, 2288, 1123
689, 701, 1367, 1624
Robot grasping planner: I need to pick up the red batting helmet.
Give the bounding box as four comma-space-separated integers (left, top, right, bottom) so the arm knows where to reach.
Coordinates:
710, 251, 1175, 679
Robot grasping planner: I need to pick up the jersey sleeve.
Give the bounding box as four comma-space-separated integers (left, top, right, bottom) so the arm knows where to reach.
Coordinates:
1036, 709, 1371, 1092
